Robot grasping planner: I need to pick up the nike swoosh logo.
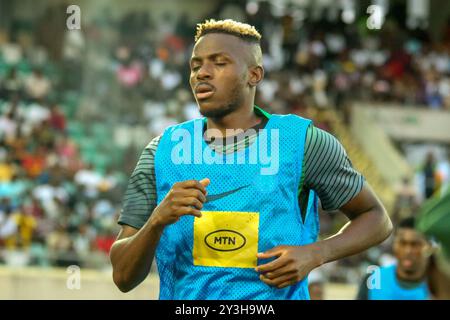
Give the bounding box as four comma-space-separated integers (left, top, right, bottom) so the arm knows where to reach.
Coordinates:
205, 184, 250, 203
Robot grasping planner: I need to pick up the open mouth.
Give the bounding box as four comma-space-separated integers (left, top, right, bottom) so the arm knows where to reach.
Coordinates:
195, 83, 215, 100
401, 258, 414, 269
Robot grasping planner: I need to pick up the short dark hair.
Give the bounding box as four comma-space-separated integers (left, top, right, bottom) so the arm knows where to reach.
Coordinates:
396, 216, 430, 242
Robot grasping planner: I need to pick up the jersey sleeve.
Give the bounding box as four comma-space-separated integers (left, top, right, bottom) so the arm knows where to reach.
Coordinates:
118, 135, 161, 229
303, 126, 365, 211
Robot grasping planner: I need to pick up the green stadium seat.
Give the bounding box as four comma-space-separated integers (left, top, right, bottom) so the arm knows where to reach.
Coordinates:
0, 61, 10, 78
79, 137, 97, 155
92, 154, 112, 174
16, 59, 31, 75
67, 121, 85, 139
91, 123, 111, 140
62, 91, 81, 118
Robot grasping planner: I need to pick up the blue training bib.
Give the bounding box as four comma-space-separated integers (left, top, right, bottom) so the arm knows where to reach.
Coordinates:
154, 112, 319, 300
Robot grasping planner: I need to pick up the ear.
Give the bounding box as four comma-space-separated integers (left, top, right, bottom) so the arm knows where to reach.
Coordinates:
248, 66, 264, 87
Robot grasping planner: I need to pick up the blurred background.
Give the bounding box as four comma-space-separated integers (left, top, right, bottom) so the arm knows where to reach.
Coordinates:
0, 0, 449, 299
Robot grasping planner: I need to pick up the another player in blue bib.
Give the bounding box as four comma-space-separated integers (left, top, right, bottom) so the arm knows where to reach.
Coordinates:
357, 217, 431, 300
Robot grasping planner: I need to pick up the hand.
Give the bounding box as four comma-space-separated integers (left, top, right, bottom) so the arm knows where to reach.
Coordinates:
255, 244, 323, 289
150, 178, 210, 227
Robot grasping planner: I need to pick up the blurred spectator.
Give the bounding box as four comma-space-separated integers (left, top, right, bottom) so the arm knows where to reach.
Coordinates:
48, 103, 66, 132
21, 146, 47, 179
24, 68, 51, 101
74, 164, 103, 199
0, 199, 18, 248
8, 206, 37, 249
32, 180, 68, 220
0, 110, 17, 142
1, 41, 22, 65
94, 228, 116, 255
46, 223, 78, 267
308, 269, 326, 300
0, 173, 28, 209
436, 152, 450, 194
0, 68, 23, 100
392, 176, 420, 224
0, 155, 15, 182
117, 59, 143, 88
23, 100, 50, 127
422, 152, 438, 199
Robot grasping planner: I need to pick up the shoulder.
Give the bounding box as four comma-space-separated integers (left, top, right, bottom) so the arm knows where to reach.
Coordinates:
268, 114, 313, 144
271, 113, 313, 127
306, 125, 337, 143
303, 125, 347, 165
161, 118, 204, 135
303, 125, 365, 211
145, 135, 162, 153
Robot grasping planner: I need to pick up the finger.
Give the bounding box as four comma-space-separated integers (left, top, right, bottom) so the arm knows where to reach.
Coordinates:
259, 271, 297, 288
277, 279, 298, 289
255, 256, 289, 273
178, 206, 202, 218
184, 189, 207, 203
199, 178, 210, 188
256, 246, 284, 260
179, 197, 203, 210
180, 180, 208, 194
260, 272, 296, 287
262, 264, 295, 280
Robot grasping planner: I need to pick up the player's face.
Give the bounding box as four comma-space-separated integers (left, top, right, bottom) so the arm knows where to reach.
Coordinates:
393, 228, 430, 276
189, 33, 249, 118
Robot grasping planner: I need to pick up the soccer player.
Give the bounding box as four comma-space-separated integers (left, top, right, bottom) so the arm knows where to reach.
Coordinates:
110, 19, 392, 299
356, 217, 432, 300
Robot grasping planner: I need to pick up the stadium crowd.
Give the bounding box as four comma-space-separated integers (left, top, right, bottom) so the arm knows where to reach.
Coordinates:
0, 2, 449, 288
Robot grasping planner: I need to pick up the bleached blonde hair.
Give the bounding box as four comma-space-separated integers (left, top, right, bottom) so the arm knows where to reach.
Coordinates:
195, 19, 261, 43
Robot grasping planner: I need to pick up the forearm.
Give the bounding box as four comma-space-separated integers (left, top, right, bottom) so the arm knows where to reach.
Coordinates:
315, 208, 392, 266
110, 217, 164, 292
111, 179, 209, 292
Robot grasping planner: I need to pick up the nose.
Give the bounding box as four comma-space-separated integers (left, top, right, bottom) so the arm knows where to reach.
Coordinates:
403, 243, 416, 256
403, 246, 412, 256
197, 63, 213, 80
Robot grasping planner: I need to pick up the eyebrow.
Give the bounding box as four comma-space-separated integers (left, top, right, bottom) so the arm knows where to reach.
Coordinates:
190, 52, 232, 63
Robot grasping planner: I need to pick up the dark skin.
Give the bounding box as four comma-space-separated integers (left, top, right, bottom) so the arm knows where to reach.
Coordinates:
393, 228, 431, 282
189, 33, 264, 136
110, 179, 209, 292
110, 32, 393, 292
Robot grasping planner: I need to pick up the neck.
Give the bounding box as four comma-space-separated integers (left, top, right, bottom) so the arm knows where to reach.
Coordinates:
205, 102, 260, 138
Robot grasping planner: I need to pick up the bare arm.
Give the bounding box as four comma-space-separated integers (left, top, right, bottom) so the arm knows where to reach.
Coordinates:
110, 179, 209, 292
110, 220, 164, 292
317, 182, 393, 264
